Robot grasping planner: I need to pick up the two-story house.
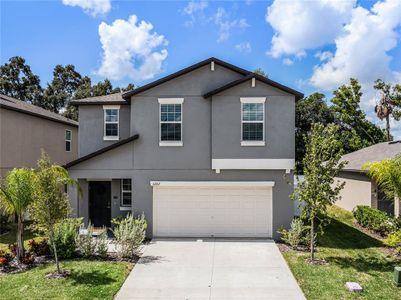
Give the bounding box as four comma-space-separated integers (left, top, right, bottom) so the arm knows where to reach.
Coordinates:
66, 58, 303, 239
0, 94, 78, 177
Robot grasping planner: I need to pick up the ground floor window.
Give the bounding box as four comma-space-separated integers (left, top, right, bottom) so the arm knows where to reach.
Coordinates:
121, 179, 132, 207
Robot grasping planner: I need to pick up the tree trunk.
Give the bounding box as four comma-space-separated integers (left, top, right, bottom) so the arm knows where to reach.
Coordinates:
386, 114, 391, 141
310, 216, 315, 261
16, 214, 24, 262
50, 228, 61, 273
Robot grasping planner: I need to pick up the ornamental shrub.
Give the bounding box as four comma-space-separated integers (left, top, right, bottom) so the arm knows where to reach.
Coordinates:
51, 218, 82, 259
385, 230, 401, 255
112, 214, 147, 258
76, 222, 97, 257
28, 239, 50, 256
278, 218, 311, 250
353, 205, 396, 235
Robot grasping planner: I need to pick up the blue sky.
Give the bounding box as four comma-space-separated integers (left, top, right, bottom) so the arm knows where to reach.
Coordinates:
2, 0, 401, 137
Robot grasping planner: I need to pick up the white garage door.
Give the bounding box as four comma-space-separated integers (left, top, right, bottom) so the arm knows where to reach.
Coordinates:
152, 181, 273, 238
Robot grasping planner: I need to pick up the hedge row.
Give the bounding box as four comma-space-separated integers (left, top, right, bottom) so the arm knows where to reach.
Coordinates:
353, 205, 401, 235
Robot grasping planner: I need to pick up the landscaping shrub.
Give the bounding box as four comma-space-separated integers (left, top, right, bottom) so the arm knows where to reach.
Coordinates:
51, 218, 82, 259
278, 218, 311, 249
112, 214, 147, 258
353, 205, 396, 235
28, 239, 50, 256
76, 222, 97, 257
0, 249, 13, 266
384, 229, 401, 255
96, 229, 108, 257
20, 253, 34, 265
8, 243, 17, 256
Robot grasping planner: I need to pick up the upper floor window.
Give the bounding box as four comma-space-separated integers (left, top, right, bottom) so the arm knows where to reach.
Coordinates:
65, 129, 72, 152
121, 179, 132, 207
240, 97, 266, 146
103, 105, 120, 141
158, 98, 184, 146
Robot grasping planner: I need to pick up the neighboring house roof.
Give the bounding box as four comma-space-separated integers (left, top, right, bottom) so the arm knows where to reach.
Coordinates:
0, 94, 78, 127
70, 93, 128, 106
121, 57, 251, 100
64, 134, 139, 168
339, 141, 401, 172
202, 73, 304, 100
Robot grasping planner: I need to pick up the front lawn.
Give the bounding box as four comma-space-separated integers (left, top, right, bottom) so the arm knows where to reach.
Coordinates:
282, 206, 401, 300
0, 260, 133, 299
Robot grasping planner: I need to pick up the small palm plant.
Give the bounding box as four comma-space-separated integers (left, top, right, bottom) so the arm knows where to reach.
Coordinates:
0, 168, 36, 262
363, 154, 401, 208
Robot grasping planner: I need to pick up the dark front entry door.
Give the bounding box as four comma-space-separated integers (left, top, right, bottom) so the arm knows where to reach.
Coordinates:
89, 181, 111, 227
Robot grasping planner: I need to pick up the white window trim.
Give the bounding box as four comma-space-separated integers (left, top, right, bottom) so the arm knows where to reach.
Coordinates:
212, 159, 295, 173
103, 106, 120, 141
158, 98, 184, 147
65, 129, 72, 152
240, 97, 266, 146
121, 179, 132, 207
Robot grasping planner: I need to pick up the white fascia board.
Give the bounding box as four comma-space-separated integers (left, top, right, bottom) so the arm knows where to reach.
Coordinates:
102, 105, 121, 109
212, 159, 295, 171
240, 97, 266, 103
150, 181, 275, 187
158, 98, 184, 104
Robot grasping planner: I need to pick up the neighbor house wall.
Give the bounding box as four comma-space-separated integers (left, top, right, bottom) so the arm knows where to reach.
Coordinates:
335, 172, 373, 212
0, 108, 78, 178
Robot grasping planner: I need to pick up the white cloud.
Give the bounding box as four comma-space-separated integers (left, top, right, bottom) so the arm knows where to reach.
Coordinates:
310, 0, 401, 91
315, 51, 333, 62
96, 15, 168, 81
182, 1, 208, 26
266, 0, 356, 57
214, 7, 249, 42
282, 58, 294, 65
62, 0, 111, 16
235, 42, 251, 53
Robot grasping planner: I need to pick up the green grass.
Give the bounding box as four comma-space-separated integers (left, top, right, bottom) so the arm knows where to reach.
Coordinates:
0, 260, 133, 299
282, 206, 401, 299
0, 222, 42, 253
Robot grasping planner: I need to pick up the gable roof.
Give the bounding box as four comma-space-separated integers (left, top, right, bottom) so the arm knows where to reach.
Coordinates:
202, 73, 304, 100
70, 93, 128, 106
0, 94, 78, 127
121, 57, 251, 100
64, 134, 139, 168
339, 141, 401, 172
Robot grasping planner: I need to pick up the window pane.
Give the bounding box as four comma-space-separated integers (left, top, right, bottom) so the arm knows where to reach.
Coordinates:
161, 104, 181, 122
65, 130, 71, 140
122, 179, 131, 190
105, 123, 118, 136
161, 123, 181, 141
66, 141, 71, 151
161, 104, 168, 112
105, 109, 118, 122
122, 192, 132, 205
242, 123, 263, 141
242, 103, 263, 121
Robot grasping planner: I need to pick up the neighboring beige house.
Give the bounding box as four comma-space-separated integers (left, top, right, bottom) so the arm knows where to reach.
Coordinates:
0, 94, 78, 177
335, 141, 401, 217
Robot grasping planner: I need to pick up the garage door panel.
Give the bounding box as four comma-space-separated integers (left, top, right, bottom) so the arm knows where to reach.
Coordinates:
153, 183, 272, 238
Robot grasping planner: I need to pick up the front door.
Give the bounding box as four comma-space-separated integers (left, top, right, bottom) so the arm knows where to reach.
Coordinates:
89, 181, 111, 227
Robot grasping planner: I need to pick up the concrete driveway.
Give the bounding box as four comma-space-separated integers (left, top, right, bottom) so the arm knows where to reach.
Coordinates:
115, 239, 305, 300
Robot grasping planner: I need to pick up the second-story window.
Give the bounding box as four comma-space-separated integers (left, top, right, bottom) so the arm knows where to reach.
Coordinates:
158, 98, 184, 146
65, 129, 71, 152
240, 97, 266, 146
103, 105, 120, 140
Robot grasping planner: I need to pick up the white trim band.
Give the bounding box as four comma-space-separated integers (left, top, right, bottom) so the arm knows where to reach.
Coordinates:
102, 105, 121, 109
241, 141, 265, 147
240, 97, 266, 104
150, 181, 275, 187
212, 159, 295, 171
158, 98, 184, 104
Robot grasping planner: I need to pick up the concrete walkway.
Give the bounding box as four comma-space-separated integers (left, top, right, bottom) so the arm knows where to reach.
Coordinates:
115, 239, 305, 300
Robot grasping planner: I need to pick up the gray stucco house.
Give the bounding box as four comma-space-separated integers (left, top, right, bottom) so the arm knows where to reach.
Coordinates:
66, 57, 303, 239
335, 141, 401, 217
0, 94, 78, 178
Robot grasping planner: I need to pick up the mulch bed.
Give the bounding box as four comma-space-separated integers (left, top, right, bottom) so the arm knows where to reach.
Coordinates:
45, 269, 71, 279
305, 258, 328, 265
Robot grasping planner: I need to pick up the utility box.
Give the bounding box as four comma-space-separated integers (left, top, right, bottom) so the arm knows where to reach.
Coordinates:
395, 267, 401, 287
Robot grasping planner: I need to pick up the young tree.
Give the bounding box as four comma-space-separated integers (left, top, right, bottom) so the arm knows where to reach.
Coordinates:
0, 168, 36, 262
253, 68, 267, 77
29, 152, 77, 273
295, 123, 347, 261
374, 79, 401, 141
296, 93, 335, 172
0, 56, 43, 103
363, 154, 401, 215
